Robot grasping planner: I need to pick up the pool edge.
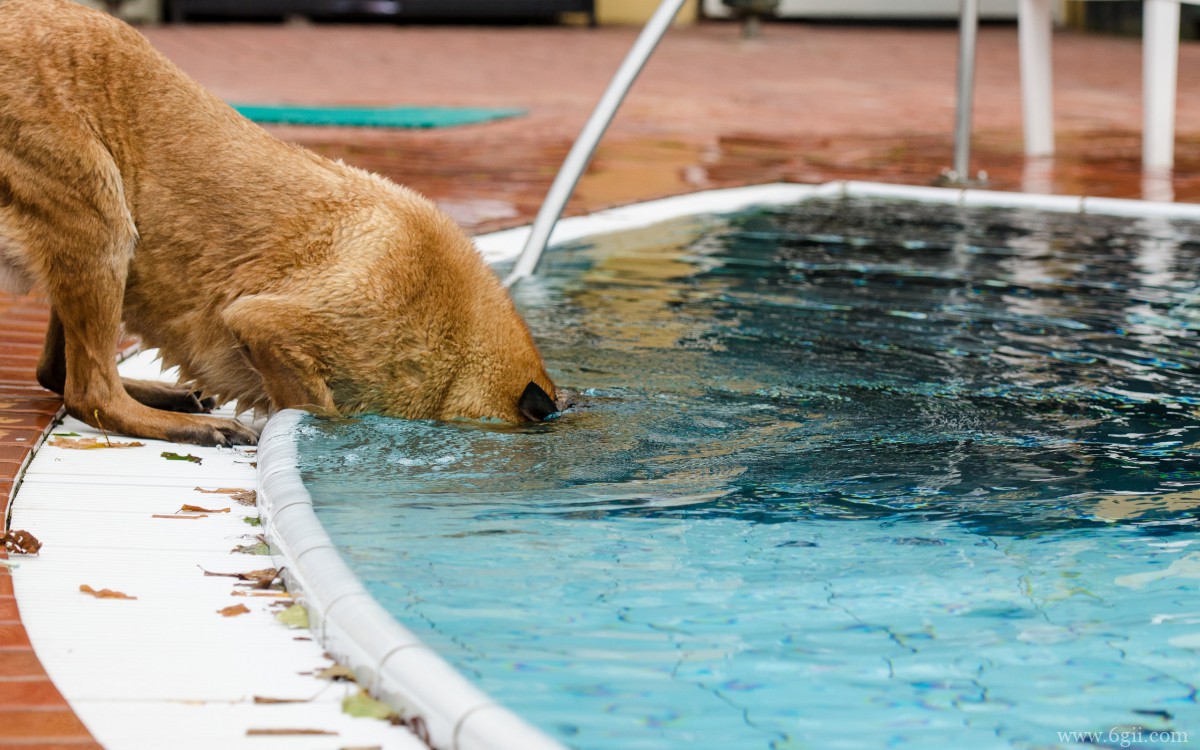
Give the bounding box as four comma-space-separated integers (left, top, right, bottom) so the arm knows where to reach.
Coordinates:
256, 409, 567, 750
475, 181, 1200, 264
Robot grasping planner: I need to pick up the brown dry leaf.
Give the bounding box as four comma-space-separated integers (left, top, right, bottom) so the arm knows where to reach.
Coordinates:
80, 584, 137, 600
231, 590, 291, 598
246, 729, 337, 737
200, 566, 280, 587
252, 696, 309, 704
194, 487, 258, 505
152, 514, 206, 520
179, 504, 230, 514
3, 529, 42, 555
49, 436, 145, 450
218, 603, 250, 617
315, 664, 357, 682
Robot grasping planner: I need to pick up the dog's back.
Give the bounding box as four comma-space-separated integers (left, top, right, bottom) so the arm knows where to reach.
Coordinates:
0, 0, 558, 443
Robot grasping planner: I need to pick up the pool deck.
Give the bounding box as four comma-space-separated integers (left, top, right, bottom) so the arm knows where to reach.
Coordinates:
1, 15, 1199, 748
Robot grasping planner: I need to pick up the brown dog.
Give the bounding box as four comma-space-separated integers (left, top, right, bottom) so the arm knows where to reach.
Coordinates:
0, 0, 559, 446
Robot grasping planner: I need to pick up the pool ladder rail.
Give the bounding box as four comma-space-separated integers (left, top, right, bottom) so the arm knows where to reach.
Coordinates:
503, 0, 690, 287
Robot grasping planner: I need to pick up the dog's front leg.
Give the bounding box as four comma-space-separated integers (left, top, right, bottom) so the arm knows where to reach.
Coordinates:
47, 272, 257, 447
37, 309, 217, 414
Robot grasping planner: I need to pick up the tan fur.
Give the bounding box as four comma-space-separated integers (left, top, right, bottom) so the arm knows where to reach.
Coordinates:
0, 0, 556, 445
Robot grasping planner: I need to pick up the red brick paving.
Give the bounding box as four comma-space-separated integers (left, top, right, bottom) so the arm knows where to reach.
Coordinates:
1, 15, 1198, 749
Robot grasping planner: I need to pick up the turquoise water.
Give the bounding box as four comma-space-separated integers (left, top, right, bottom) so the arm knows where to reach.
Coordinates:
300, 198, 1200, 749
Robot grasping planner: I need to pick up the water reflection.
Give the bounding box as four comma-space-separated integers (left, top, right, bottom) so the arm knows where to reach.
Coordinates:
307, 198, 1200, 536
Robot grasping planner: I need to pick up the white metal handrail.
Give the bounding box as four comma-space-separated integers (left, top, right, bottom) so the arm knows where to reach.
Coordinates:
503, 0, 690, 287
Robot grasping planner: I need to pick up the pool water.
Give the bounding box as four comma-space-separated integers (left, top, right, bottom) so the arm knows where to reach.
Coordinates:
299, 198, 1200, 749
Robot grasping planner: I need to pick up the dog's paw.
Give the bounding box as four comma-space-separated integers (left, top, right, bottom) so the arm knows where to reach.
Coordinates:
159, 390, 217, 414
123, 379, 217, 414
211, 419, 259, 447
178, 391, 218, 414
167, 418, 258, 447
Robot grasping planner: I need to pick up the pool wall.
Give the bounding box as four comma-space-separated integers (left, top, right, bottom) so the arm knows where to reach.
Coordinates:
257, 181, 1200, 750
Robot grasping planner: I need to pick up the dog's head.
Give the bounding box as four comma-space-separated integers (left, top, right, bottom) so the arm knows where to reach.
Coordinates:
224, 198, 560, 424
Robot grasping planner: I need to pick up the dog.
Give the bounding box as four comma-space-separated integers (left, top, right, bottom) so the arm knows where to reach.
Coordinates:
0, 0, 560, 446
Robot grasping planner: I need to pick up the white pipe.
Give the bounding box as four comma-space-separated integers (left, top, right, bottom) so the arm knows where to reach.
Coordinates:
503, 0, 689, 286
952, 0, 979, 180
1143, 0, 1181, 173
1018, 0, 1055, 157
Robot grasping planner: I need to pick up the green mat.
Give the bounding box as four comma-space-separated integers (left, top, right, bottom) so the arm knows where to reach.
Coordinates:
232, 104, 525, 129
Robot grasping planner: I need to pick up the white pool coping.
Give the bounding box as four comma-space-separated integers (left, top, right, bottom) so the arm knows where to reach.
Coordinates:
257, 411, 566, 750
11, 181, 1200, 750
474, 180, 1200, 265
10, 351, 427, 750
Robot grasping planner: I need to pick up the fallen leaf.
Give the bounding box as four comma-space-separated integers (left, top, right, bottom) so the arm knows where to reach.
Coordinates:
243, 516, 262, 527
194, 488, 257, 506
200, 566, 280, 587
342, 690, 400, 722
276, 603, 309, 629
231, 590, 290, 598
162, 451, 202, 464
218, 603, 250, 617
151, 514, 206, 520
3, 529, 42, 555
252, 696, 309, 704
80, 584, 136, 600
52, 432, 80, 437
179, 504, 230, 514
194, 488, 256, 507
232, 541, 270, 555
315, 664, 357, 682
49, 437, 145, 450
246, 729, 337, 736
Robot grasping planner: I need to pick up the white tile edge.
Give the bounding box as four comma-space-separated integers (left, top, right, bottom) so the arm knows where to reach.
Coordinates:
256, 410, 566, 750
473, 181, 1200, 262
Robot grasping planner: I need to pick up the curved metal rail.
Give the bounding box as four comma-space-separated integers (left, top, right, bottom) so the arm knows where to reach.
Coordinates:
502, 0, 689, 287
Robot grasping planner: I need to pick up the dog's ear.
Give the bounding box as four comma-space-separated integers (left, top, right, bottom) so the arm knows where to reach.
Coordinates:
221, 295, 339, 416
518, 381, 557, 422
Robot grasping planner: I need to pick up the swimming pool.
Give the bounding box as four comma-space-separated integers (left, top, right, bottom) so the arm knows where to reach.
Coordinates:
292, 188, 1200, 749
